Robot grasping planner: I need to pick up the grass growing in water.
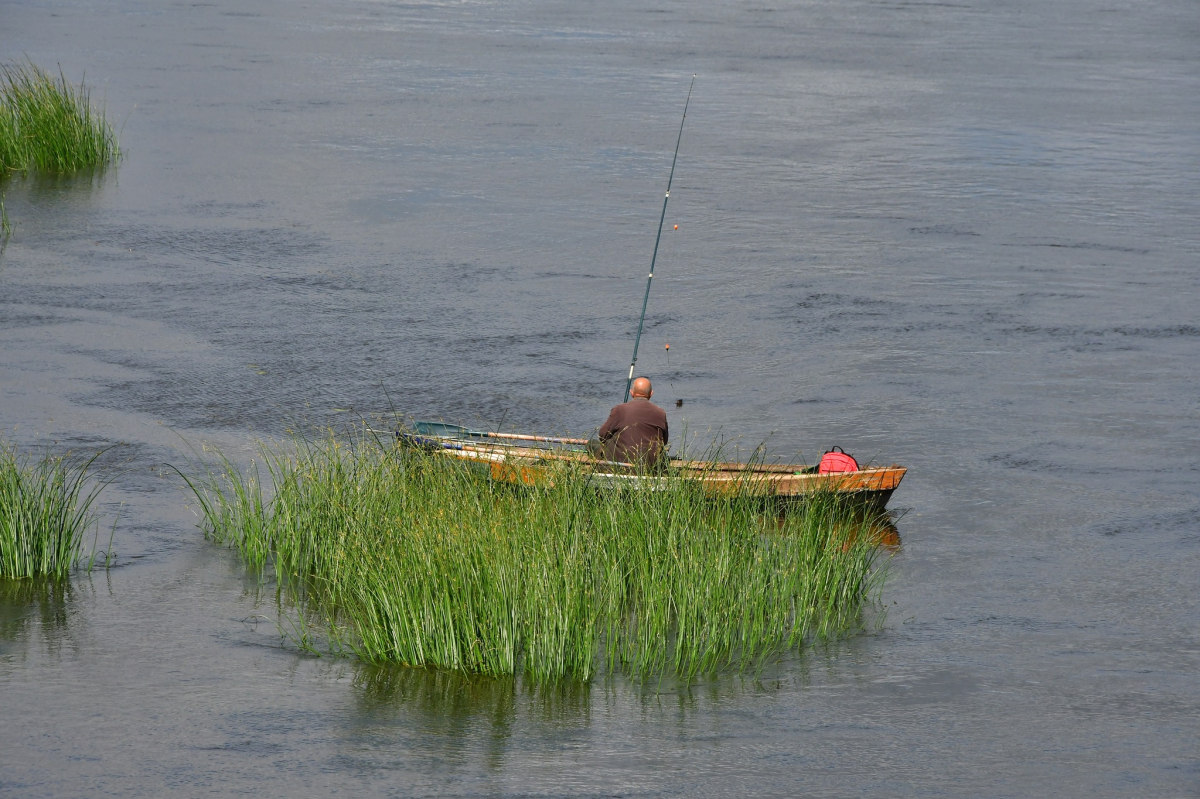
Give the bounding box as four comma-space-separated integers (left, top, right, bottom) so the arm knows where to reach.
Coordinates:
0, 61, 119, 174
0, 441, 106, 579
185, 429, 890, 682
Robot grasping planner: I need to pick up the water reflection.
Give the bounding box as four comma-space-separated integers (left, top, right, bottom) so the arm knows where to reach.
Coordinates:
0, 166, 113, 247
354, 662, 592, 725
350, 652, 838, 734
0, 577, 82, 659
1, 164, 111, 192
351, 664, 593, 773
342, 654, 850, 784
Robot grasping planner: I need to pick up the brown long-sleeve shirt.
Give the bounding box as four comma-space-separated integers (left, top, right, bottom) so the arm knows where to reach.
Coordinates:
597, 397, 668, 465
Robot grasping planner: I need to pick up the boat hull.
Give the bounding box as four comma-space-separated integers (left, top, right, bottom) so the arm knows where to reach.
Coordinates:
398, 432, 906, 511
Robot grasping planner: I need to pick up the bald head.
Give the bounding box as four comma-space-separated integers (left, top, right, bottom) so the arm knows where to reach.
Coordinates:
630, 376, 653, 399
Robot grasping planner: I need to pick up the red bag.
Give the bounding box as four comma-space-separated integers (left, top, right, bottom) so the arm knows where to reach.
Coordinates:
819, 446, 859, 474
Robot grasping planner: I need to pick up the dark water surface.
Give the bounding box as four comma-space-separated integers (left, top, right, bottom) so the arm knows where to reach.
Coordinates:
3, 0, 1199, 795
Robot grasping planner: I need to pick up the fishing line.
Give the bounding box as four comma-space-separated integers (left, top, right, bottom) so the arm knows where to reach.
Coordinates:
663, 342, 681, 406
661, 223, 682, 405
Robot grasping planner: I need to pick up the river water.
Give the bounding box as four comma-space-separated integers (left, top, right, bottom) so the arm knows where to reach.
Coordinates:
2, 0, 1198, 795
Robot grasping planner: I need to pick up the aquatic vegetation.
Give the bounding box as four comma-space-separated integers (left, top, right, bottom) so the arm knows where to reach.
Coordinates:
0, 61, 119, 174
0, 442, 105, 579
184, 429, 890, 682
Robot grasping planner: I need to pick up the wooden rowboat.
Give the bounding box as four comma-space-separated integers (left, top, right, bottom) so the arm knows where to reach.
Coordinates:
397, 428, 906, 513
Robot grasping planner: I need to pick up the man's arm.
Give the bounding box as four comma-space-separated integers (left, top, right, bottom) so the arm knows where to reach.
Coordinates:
598, 406, 623, 441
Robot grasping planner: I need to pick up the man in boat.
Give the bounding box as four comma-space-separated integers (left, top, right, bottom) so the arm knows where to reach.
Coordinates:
589, 376, 669, 467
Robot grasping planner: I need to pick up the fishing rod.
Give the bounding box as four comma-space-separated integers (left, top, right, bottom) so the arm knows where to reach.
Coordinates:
623, 74, 696, 403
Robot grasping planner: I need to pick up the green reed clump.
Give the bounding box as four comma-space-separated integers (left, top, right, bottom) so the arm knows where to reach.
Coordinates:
0, 61, 118, 174
0, 442, 104, 579
185, 429, 888, 682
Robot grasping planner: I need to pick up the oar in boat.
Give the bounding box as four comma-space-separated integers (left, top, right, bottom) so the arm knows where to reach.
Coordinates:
411, 421, 588, 446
